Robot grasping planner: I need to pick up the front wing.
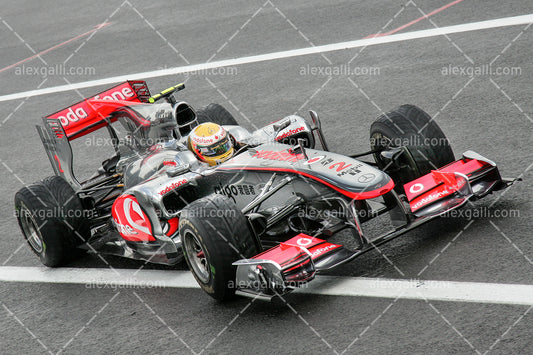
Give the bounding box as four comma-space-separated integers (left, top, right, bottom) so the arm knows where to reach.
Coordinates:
232, 151, 516, 300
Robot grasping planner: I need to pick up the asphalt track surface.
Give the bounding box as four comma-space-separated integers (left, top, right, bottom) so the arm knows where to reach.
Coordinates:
0, 0, 532, 354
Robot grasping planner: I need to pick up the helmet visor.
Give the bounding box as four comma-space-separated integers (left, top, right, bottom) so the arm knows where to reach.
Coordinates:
197, 135, 232, 157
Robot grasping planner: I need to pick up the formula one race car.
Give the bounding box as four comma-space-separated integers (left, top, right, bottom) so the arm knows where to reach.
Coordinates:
14, 81, 515, 301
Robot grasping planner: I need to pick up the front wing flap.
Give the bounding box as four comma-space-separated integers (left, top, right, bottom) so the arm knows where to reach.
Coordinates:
233, 234, 349, 300
403, 150, 515, 218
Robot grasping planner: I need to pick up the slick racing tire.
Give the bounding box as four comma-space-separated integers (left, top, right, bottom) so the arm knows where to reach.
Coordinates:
196, 103, 238, 125
179, 194, 259, 301
370, 104, 455, 193
14, 176, 90, 267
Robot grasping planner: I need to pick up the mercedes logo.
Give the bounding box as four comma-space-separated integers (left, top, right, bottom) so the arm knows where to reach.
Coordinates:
358, 173, 375, 183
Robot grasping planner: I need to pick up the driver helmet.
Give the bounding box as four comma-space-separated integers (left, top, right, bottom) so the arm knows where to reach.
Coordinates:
188, 122, 234, 166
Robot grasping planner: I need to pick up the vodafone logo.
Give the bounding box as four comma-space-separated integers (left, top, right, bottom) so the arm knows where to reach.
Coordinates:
304, 155, 325, 165
50, 83, 137, 127
92, 86, 134, 101
158, 179, 188, 195
192, 136, 215, 144
412, 189, 450, 209
296, 237, 313, 247
409, 183, 424, 194
276, 126, 305, 140
57, 107, 89, 126
311, 245, 338, 257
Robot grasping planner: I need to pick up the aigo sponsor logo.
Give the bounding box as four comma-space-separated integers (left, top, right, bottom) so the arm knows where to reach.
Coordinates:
214, 182, 256, 203
112, 194, 154, 242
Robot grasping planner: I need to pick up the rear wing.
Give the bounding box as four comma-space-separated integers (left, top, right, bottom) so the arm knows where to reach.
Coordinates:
44, 80, 151, 140
37, 81, 152, 190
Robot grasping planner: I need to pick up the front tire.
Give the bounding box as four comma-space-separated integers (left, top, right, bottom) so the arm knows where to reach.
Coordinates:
370, 104, 455, 192
14, 176, 89, 267
179, 194, 258, 301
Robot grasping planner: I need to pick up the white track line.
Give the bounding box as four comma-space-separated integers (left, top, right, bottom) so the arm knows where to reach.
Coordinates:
1, 266, 533, 305
1, 14, 532, 103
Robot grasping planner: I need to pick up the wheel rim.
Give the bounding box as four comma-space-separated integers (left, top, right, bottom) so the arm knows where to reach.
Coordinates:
183, 231, 210, 283
19, 204, 44, 253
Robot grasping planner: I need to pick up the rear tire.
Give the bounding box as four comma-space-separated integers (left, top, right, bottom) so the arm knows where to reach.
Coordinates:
179, 194, 258, 301
14, 176, 89, 267
196, 103, 238, 125
370, 104, 455, 192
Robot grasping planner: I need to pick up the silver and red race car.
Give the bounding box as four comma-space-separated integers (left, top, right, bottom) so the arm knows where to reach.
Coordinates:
14, 81, 515, 301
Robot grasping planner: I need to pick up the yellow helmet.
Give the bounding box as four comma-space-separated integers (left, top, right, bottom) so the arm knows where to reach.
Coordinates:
188, 122, 234, 166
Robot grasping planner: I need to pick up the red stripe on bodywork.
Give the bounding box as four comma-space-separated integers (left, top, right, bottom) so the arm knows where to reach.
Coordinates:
217, 166, 394, 200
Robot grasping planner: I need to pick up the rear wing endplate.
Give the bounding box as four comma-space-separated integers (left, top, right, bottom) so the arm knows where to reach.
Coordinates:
37, 117, 81, 190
